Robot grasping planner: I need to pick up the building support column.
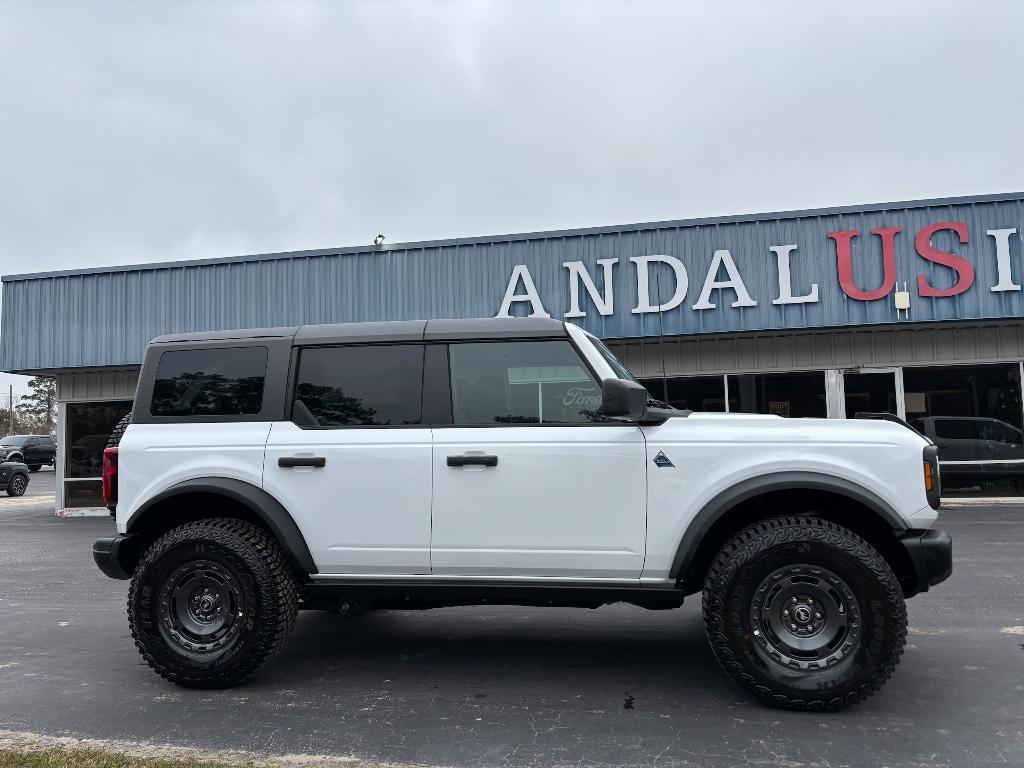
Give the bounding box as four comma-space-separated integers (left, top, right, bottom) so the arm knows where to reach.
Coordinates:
54, 401, 65, 511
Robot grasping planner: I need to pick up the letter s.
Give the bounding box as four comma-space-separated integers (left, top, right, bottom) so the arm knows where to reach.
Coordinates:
916, 221, 973, 297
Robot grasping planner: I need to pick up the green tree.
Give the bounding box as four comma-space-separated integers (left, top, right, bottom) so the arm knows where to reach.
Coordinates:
18, 377, 57, 435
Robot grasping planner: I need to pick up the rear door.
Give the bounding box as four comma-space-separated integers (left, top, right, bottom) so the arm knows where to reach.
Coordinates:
430, 339, 648, 579
263, 343, 433, 575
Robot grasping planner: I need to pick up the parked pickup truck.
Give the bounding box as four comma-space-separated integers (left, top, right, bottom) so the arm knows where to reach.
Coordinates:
910, 415, 1024, 491
0, 434, 56, 472
93, 318, 951, 710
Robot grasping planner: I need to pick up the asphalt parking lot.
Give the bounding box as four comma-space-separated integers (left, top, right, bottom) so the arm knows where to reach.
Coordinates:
1, 480, 1022, 768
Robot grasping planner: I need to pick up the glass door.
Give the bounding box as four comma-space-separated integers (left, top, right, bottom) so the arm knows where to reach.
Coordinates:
839, 368, 905, 420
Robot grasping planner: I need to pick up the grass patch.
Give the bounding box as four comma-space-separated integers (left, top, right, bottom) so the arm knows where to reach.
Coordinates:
0, 746, 255, 768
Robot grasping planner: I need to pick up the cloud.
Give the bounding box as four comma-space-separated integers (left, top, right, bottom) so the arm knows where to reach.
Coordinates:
0, 0, 1020, 278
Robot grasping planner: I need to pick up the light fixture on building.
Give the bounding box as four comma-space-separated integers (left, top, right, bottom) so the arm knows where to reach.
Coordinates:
373, 234, 385, 247
894, 283, 910, 318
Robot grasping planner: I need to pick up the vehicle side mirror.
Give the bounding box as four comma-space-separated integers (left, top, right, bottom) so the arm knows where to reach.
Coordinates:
599, 378, 648, 420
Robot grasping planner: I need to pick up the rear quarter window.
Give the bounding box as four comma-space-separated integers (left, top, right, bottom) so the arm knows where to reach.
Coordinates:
151, 346, 269, 417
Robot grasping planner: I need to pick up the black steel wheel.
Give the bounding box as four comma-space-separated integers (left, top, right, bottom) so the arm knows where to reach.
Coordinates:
128, 518, 299, 688
703, 516, 907, 711
750, 566, 858, 670
159, 560, 247, 658
6, 475, 27, 497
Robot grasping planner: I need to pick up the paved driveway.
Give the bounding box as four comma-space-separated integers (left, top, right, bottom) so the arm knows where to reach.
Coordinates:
0, 494, 1022, 767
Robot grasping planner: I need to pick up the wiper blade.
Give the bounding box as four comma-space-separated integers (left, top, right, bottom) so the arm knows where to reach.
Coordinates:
646, 397, 674, 410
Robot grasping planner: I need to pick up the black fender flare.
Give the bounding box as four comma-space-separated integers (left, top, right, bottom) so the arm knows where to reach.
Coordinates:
126, 477, 318, 574
668, 471, 907, 581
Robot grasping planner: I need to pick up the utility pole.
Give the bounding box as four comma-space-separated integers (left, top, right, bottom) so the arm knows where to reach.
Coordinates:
8, 385, 13, 434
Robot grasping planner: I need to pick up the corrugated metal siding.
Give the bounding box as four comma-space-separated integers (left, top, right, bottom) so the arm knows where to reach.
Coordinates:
3, 192, 1024, 372
608, 322, 1024, 377
56, 368, 139, 401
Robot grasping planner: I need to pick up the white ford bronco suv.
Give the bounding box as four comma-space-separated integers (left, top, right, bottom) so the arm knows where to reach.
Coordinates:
93, 318, 951, 710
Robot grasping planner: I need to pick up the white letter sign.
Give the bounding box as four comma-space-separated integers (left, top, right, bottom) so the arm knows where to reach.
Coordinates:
692, 249, 758, 310
770, 244, 819, 305
563, 258, 617, 318
988, 228, 1021, 293
495, 264, 550, 318
630, 256, 688, 314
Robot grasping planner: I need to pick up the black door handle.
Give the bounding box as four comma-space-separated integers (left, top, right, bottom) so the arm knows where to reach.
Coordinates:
447, 454, 498, 467
278, 456, 326, 468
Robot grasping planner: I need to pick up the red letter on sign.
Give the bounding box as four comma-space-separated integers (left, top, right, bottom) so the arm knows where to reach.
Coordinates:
829, 226, 901, 300
916, 221, 972, 297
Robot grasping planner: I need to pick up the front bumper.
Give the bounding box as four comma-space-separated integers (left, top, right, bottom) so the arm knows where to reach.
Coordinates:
92, 534, 141, 580
898, 528, 952, 597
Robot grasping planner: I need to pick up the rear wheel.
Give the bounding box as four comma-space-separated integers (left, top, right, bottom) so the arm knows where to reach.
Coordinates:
6, 475, 27, 497
703, 516, 907, 711
128, 518, 299, 688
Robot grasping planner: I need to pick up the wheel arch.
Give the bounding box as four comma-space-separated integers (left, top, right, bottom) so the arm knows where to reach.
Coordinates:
125, 477, 317, 577
670, 472, 916, 595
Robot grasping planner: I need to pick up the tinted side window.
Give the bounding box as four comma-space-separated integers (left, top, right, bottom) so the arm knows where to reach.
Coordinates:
934, 419, 978, 440
151, 347, 268, 417
293, 345, 423, 426
449, 340, 602, 424
979, 421, 1022, 445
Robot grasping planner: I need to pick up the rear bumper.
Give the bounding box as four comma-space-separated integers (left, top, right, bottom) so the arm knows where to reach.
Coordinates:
92, 534, 140, 580
898, 528, 952, 597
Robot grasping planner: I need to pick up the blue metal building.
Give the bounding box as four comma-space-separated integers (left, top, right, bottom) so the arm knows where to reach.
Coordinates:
4, 191, 1024, 509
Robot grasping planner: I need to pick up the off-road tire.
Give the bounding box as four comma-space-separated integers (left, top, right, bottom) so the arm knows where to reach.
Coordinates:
28, 465, 41, 472
6, 475, 27, 497
106, 412, 133, 448
703, 516, 907, 711
128, 518, 299, 688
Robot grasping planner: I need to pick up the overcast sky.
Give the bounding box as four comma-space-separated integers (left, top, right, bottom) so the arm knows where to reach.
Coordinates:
1, 0, 1022, 395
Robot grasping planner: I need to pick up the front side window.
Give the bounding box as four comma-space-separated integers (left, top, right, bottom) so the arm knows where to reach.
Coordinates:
293, 344, 423, 427
449, 340, 603, 424
151, 346, 268, 417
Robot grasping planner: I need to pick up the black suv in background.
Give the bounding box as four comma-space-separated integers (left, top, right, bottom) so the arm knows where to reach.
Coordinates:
0, 435, 56, 472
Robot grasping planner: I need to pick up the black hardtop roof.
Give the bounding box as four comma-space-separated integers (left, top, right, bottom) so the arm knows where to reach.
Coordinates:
150, 317, 568, 346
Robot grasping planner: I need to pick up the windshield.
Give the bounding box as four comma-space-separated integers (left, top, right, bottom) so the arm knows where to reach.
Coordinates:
587, 335, 640, 384
0, 436, 25, 446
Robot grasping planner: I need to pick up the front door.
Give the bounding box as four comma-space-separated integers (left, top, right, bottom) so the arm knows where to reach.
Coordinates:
430, 339, 648, 579
263, 343, 433, 575
839, 368, 905, 420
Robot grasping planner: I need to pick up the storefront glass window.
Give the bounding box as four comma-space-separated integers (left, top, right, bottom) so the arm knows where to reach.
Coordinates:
727, 372, 827, 418
639, 376, 727, 412
903, 364, 1024, 496
64, 400, 133, 508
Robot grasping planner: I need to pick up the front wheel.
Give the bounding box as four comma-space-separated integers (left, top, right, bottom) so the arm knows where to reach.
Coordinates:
28, 465, 41, 472
6, 475, 27, 496
703, 516, 907, 711
128, 518, 299, 688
